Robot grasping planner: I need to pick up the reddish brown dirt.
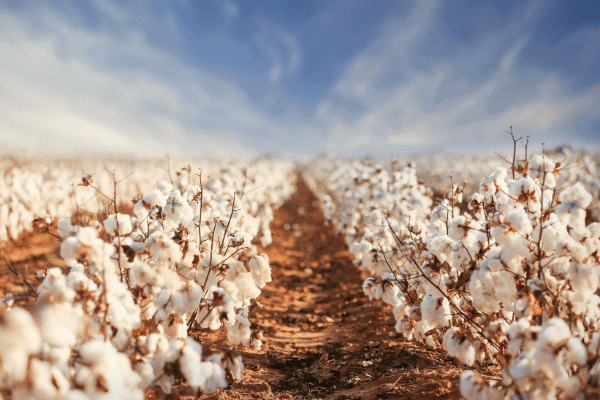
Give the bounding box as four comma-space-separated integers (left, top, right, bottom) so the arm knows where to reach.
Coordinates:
1, 177, 501, 399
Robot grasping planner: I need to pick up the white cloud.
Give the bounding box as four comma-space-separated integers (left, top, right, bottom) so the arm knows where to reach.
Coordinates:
266, 48, 282, 82
166, 12, 179, 38
319, 0, 600, 156
91, 0, 128, 22
0, 9, 309, 159
223, 0, 239, 20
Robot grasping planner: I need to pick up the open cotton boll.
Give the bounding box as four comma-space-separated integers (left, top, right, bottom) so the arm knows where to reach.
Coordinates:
449, 216, 471, 241
529, 154, 556, 189
159, 180, 174, 195
208, 350, 244, 382
421, 291, 451, 327
460, 371, 506, 400
247, 254, 271, 288
0, 307, 42, 384
36, 303, 80, 348
143, 189, 167, 208
57, 217, 77, 238
505, 208, 532, 236
75, 339, 143, 400
103, 213, 133, 237
469, 262, 517, 313
164, 191, 194, 225
146, 232, 182, 263
442, 328, 477, 366
227, 313, 252, 347
428, 235, 454, 264
36, 268, 76, 305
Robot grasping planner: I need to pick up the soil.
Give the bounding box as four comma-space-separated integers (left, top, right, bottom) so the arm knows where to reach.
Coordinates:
0, 177, 501, 399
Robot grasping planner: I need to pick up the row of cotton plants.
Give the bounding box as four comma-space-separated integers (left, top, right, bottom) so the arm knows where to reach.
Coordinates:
0, 157, 290, 244
305, 152, 600, 399
0, 159, 296, 399
410, 146, 600, 221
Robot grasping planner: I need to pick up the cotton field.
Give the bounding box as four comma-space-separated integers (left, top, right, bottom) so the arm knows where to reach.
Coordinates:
1, 147, 600, 400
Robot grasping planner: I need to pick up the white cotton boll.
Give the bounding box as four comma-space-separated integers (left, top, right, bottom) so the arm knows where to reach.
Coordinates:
209, 351, 244, 382
559, 182, 593, 209
36, 304, 79, 348
529, 155, 556, 188
469, 265, 516, 313
179, 340, 202, 388
0, 307, 42, 383
60, 236, 82, 266
248, 254, 271, 288
195, 361, 228, 394
75, 339, 143, 400
36, 268, 76, 305
508, 354, 533, 390
103, 213, 133, 237
143, 189, 167, 208
449, 216, 470, 241
393, 303, 407, 321
459, 371, 505, 400
133, 199, 149, 221
159, 180, 174, 194
381, 282, 404, 307
171, 281, 203, 316
443, 328, 477, 366
164, 191, 194, 225
421, 291, 451, 327
506, 208, 532, 236
57, 218, 77, 238
147, 232, 182, 263
566, 337, 586, 366
134, 360, 155, 389
227, 314, 252, 347
538, 318, 571, 349
428, 235, 454, 264
229, 272, 261, 306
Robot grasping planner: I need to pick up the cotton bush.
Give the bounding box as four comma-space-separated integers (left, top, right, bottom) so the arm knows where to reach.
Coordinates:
305, 149, 600, 399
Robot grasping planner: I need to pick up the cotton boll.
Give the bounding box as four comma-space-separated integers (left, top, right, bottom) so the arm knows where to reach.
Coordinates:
506, 208, 532, 236
227, 313, 252, 347
36, 304, 80, 348
247, 254, 271, 288
159, 180, 174, 194
381, 282, 404, 307
421, 291, 451, 327
36, 268, 76, 305
194, 361, 228, 394
143, 189, 167, 208
208, 350, 244, 382
538, 318, 571, 349
449, 216, 470, 241
164, 191, 194, 225
0, 307, 42, 384
566, 337, 587, 366
57, 218, 77, 238
75, 339, 143, 400
459, 371, 506, 400
428, 235, 454, 264
529, 155, 556, 189
103, 213, 133, 237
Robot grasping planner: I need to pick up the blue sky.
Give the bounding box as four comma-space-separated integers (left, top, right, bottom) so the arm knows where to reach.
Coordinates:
0, 0, 598, 160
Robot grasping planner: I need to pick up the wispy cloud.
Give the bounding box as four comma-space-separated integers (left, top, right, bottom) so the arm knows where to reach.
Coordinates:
0, 8, 313, 159
320, 0, 600, 156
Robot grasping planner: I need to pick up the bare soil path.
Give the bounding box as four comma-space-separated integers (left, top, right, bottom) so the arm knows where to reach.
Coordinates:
191, 177, 471, 400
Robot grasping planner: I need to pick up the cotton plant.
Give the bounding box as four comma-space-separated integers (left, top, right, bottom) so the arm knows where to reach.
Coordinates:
306, 151, 600, 399
0, 159, 295, 399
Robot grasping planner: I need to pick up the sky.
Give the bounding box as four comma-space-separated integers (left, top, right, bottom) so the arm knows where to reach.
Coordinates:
0, 0, 599, 160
